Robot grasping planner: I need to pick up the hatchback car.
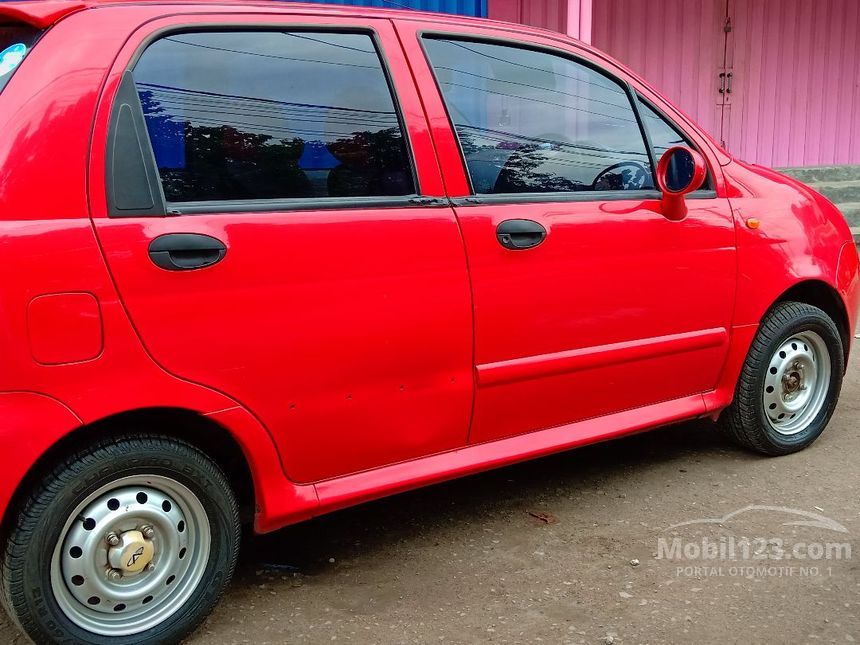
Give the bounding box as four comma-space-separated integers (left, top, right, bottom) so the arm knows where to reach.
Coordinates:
0, 1, 857, 642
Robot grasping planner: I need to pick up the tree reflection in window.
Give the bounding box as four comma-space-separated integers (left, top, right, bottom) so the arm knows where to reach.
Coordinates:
424, 38, 653, 195
134, 32, 414, 203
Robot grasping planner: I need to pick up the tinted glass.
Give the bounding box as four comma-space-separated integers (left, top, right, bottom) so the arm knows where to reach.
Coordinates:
134, 32, 414, 203
0, 25, 41, 93
638, 98, 707, 191
638, 98, 688, 159
423, 38, 652, 195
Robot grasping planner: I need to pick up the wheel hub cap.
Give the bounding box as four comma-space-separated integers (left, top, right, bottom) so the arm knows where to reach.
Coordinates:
51, 475, 210, 637
108, 529, 154, 575
762, 331, 831, 436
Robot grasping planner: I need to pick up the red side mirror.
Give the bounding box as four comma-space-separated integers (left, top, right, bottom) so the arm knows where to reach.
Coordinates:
655, 146, 707, 221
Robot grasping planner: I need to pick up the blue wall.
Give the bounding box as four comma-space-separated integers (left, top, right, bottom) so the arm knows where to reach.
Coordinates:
290, 0, 487, 17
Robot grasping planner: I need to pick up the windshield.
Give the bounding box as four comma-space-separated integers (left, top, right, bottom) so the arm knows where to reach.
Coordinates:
0, 24, 41, 93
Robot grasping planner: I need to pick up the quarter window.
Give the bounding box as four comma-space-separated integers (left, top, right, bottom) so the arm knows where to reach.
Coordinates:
638, 98, 688, 159
637, 97, 710, 190
132, 31, 415, 204
422, 37, 653, 195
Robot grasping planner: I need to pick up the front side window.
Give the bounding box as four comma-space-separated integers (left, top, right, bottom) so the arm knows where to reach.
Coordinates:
133, 31, 415, 203
422, 37, 653, 195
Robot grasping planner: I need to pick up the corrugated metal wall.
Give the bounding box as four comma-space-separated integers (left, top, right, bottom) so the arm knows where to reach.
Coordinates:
592, 0, 860, 167
725, 0, 860, 167
591, 0, 726, 145
487, 0, 568, 33
294, 0, 487, 16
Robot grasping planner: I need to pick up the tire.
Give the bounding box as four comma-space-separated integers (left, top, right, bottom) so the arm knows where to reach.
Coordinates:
719, 301, 845, 455
1, 435, 240, 644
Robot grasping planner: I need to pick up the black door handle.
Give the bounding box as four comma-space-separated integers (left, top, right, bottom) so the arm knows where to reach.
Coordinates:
148, 233, 226, 271
496, 219, 547, 250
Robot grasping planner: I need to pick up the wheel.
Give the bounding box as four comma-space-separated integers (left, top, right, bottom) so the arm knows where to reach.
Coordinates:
719, 301, 845, 455
1, 435, 240, 644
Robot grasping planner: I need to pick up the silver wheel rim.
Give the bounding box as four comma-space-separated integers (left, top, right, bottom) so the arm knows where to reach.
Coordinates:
51, 475, 211, 636
762, 331, 832, 436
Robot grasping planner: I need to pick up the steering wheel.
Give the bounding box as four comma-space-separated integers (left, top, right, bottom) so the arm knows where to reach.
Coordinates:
591, 160, 651, 191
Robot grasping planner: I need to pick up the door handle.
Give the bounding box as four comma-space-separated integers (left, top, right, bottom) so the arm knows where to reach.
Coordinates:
148, 233, 227, 271
496, 219, 547, 250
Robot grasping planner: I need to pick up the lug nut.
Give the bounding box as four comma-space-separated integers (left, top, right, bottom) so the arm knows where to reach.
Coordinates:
146, 562, 155, 572
106, 532, 120, 547
107, 568, 122, 582
141, 525, 155, 540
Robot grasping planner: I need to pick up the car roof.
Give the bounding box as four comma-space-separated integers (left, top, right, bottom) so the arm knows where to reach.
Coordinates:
0, 0, 582, 45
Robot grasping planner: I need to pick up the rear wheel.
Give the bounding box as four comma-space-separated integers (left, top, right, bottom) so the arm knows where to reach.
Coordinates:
719, 301, 844, 455
1, 435, 240, 644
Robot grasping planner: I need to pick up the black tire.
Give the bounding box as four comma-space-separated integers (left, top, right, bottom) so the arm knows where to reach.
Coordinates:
719, 301, 844, 455
1, 435, 240, 644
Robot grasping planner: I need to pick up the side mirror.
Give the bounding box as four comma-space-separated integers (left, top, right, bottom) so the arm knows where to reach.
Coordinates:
655, 146, 707, 221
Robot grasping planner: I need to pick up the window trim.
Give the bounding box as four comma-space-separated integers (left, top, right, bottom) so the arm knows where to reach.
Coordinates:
418, 31, 716, 205
449, 189, 717, 207
106, 24, 424, 217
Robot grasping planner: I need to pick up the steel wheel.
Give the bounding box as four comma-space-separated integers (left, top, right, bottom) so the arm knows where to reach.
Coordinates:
720, 301, 844, 456
762, 331, 832, 436
50, 475, 211, 637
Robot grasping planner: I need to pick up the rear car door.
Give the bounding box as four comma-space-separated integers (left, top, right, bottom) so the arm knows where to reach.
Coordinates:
398, 23, 737, 443
88, 13, 474, 483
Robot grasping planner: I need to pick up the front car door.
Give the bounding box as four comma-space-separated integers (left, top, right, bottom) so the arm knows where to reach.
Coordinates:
398, 21, 737, 443
88, 12, 474, 483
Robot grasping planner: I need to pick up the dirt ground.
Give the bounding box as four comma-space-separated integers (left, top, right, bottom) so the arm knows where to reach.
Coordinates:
4, 352, 860, 644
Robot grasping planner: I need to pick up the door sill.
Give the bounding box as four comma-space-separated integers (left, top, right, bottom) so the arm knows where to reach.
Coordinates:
312, 393, 708, 517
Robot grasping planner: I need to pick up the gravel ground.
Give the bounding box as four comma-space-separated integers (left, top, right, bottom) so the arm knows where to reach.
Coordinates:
3, 352, 859, 644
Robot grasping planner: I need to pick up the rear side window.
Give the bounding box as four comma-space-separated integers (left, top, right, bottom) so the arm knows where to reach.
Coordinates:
0, 24, 41, 93
132, 31, 415, 204
422, 37, 653, 195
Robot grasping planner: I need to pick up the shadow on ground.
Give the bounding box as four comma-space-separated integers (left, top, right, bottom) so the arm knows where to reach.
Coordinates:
243, 418, 748, 576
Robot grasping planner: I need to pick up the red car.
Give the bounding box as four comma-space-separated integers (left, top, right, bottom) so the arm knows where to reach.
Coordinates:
0, 1, 857, 642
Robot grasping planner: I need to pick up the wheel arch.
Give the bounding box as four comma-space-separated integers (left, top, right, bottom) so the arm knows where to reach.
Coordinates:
1, 407, 257, 535
768, 279, 851, 370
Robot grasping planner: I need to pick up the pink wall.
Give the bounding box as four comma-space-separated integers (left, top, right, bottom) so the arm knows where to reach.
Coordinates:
566, 0, 592, 42
591, 0, 860, 167
724, 0, 860, 167
592, 0, 726, 144
489, 0, 860, 167
488, 0, 569, 34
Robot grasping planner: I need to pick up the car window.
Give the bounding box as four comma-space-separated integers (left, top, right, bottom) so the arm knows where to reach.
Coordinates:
638, 98, 689, 158
0, 24, 41, 93
637, 97, 710, 190
132, 31, 415, 203
422, 37, 654, 195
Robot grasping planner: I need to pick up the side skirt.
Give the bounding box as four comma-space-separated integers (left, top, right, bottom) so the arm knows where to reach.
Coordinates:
310, 393, 708, 519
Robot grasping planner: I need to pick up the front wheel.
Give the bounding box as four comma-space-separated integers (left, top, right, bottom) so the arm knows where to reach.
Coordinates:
1, 435, 240, 644
719, 301, 845, 455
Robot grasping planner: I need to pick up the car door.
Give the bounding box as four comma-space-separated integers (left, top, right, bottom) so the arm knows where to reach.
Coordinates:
87, 13, 475, 483
398, 23, 737, 444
